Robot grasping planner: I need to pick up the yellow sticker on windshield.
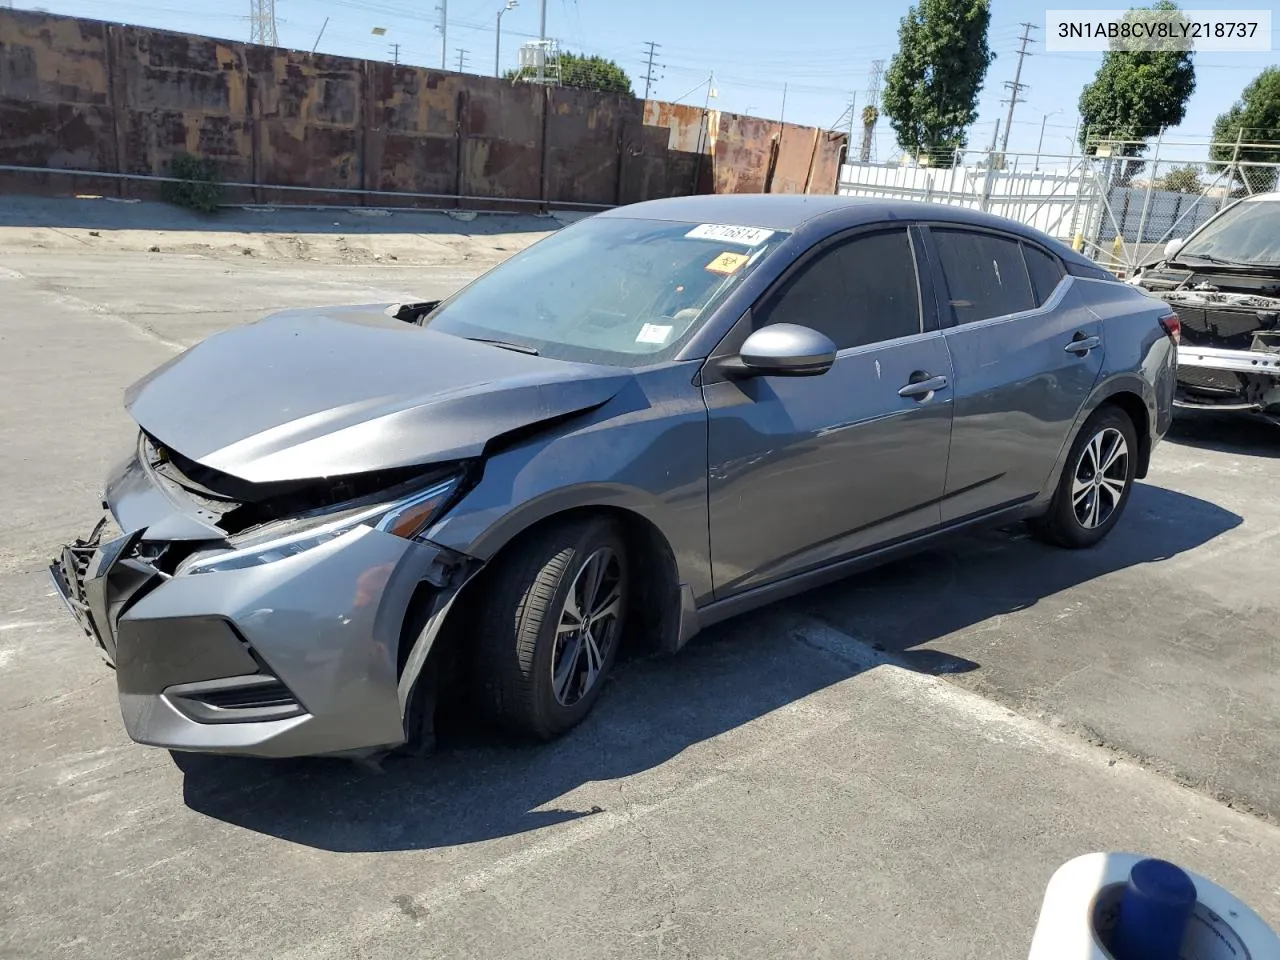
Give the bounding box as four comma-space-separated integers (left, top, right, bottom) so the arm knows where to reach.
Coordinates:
706, 251, 750, 275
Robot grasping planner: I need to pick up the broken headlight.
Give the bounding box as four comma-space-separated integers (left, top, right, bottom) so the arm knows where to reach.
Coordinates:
177, 475, 464, 576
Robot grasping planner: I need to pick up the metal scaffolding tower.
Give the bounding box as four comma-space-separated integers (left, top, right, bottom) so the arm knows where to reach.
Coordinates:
249, 0, 278, 47
860, 59, 884, 163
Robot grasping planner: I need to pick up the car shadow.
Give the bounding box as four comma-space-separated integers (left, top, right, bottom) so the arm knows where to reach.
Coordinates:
1165, 409, 1280, 459
175, 482, 1239, 853
782, 482, 1242, 664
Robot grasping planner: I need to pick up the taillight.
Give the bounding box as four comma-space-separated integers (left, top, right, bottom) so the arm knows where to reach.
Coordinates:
1159, 312, 1181, 345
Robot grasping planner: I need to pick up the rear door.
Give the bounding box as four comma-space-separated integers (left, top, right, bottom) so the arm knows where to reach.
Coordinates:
703, 225, 955, 598
921, 225, 1104, 523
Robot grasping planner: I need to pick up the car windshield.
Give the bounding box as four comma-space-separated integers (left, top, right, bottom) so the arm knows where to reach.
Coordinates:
1177, 198, 1280, 266
420, 215, 787, 366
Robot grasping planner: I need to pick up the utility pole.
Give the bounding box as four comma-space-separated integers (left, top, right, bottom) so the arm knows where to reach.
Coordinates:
861, 58, 884, 162
249, 0, 278, 46
436, 0, 447, 69
389, 43, 400, 66
1000, 21, 1037, 158
845, 93, 858, 168
641, 41, 662, 100
536, 0, 547, 84
495, 0, 517, 78
780, 82, 788, 125
456, 48, 469, 72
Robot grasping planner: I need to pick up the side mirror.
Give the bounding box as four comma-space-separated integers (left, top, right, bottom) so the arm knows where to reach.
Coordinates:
733, 323, 837, 378
1164, 238, 1185, 259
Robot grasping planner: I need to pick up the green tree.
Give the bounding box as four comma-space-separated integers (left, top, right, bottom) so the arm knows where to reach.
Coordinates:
881, 0, 995, 165
1077, 0, 1196, 178
1154, 164, 1204, 193
1209, 66, 1280, 194
506, 51, 633, 95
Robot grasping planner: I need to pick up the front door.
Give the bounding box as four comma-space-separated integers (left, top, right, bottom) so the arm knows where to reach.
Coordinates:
704, 226, 955, 599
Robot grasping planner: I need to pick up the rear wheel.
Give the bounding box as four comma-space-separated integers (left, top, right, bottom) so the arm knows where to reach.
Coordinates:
1032, 405, 1138, 549
472, 517, 628, 740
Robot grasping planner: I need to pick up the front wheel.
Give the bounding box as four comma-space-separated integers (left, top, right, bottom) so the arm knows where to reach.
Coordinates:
472, 517, 629, 740
1032, 405, 1138, 549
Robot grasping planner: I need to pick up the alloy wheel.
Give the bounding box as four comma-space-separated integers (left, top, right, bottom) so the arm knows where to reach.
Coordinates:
551, 547, 624, 707
1071, 426, 1129, 530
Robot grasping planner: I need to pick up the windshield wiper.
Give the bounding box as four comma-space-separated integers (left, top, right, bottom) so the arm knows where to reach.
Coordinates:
1173, 253, 1273, 270
463, 336, 540, 356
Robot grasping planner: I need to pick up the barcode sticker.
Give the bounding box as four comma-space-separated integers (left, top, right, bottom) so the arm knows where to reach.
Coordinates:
685, 223, 775, 247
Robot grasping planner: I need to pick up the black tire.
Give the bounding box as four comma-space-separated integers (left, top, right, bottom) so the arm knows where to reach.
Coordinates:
472, 516, 629, 740
1032, 404, 1138, 549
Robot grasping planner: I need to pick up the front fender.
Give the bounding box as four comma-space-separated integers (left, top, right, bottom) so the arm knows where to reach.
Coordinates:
423, 364, 713, 605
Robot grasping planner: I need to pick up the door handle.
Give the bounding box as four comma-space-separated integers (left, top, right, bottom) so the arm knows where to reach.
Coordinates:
1064, 335, 1101, 355
898, 374, 949, 398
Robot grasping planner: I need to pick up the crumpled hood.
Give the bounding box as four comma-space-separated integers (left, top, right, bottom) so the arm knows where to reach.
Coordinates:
124, 305, 631, 484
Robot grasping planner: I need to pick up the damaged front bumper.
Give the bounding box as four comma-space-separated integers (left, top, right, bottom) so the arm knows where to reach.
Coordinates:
1175, 337, 1280, 419
49, 451, 481, 759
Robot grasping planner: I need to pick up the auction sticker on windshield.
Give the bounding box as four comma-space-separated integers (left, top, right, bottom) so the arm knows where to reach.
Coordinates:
685, 224, 775, 247
705, 251, 751, 275
636, 322, 673, 344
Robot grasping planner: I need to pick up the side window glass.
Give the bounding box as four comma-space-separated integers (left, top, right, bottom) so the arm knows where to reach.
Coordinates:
756, 229, 921, 349
932, 229, 1036, 324
1022, 243, 1068, 305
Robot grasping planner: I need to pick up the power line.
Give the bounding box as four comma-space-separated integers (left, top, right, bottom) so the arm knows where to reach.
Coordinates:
640, 40, 662, 100
1000, 21, 1037, 157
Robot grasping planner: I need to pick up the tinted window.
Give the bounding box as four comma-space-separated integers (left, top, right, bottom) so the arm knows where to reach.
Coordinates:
932, 229, 1036, 324
755, 229, 921, 349
1023, 243, 1067, 305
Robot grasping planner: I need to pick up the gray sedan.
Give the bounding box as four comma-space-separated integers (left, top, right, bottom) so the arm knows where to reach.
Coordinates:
50, 195, 1179, 760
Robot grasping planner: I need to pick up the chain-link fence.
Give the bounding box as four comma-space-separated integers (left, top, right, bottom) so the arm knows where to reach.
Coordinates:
838, 137, 1280, 276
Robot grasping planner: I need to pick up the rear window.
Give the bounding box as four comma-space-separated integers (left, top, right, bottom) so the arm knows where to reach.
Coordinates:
1023, 243, 1067, 305
932, 228, 1036, 324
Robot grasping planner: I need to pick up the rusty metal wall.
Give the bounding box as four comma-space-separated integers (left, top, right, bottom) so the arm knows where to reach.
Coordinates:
0, 9, 845, 205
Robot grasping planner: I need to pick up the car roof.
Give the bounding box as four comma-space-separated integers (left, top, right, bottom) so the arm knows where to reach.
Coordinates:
599, 193, 1096, 267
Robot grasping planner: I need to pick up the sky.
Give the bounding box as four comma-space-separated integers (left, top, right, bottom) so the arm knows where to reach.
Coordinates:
11, 0, 1279, 165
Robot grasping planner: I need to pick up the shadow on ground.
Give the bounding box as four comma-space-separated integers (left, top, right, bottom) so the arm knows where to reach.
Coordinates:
785, 482, 1242, 661
1165, 408, 1280, 459
0, 195, 560, 237
175, 482, 1239, 853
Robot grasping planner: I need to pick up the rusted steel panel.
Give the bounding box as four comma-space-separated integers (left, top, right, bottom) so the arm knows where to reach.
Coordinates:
641, 100, 710, 154
0, 101, 116, 169
0, 9, 115, 172
0, 8, 841, 205
368, 63, 459, 133
771, 123, 818, 194
460, 78, 544, 199
543, 87, 626, 205
0, 9, 109, 104
245, 47, 363, 126
712, 113, 775, 194
117, 108, 253, 179
808, 133, 845, 194
364, 63, 459, 196
112, 25, 244, 113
